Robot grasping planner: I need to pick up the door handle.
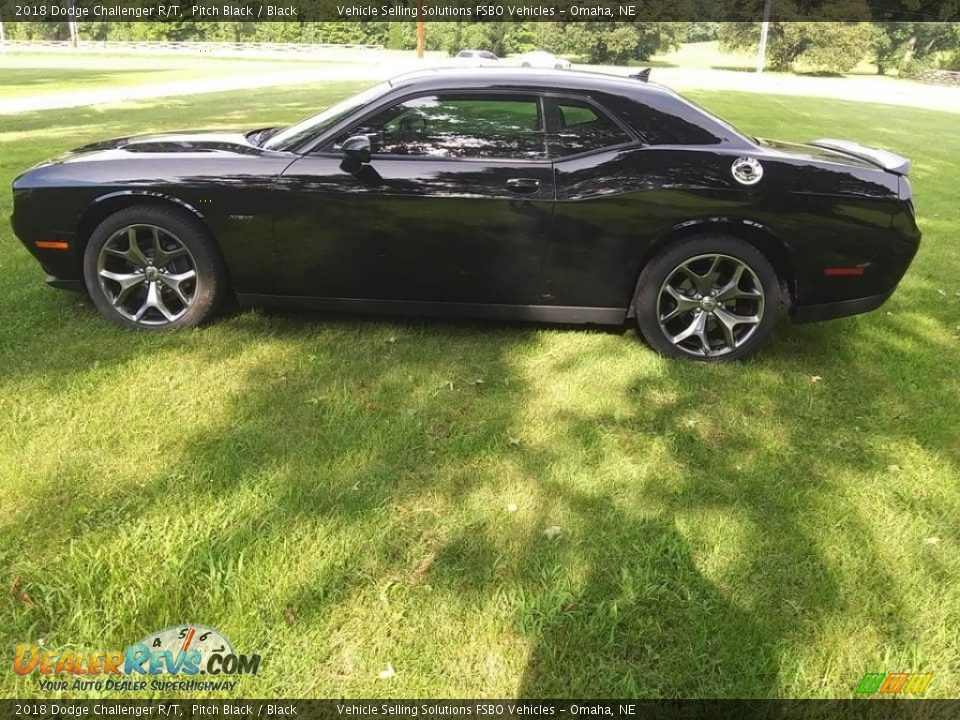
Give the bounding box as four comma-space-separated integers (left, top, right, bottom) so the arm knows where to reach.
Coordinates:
506, 178, 541, 194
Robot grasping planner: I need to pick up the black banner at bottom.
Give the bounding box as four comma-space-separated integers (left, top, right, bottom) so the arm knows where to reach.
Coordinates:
3, 700, 960, 720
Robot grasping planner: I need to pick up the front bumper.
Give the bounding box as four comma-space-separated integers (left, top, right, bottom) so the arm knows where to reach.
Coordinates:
46, 274, 85, 292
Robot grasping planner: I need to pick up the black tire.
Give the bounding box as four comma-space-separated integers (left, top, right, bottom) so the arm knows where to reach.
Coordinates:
634, 234, 779, 361
83, 205, 227, 330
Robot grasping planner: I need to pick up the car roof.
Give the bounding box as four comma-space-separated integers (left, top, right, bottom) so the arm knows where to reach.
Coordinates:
387, 67, 676, 99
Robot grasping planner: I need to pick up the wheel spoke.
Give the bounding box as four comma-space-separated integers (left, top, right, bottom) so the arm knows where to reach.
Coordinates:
153, 227, 187, 267
99, 269, 145, 304
714, 306, 761, 337
660, 285, 700, 322
694, 316, 711, 355
133, 281, 176, 322
159, 269, 196, 305
716, 264, 762, 302
132, 292, 150, 322
671, 310, 709, 354
153, 287, 176, 321
680, 255, 722, 296
703, 255, 721, 285
716, 312, 738, 348
679, 265, 709, 295
125, 228, 149, 268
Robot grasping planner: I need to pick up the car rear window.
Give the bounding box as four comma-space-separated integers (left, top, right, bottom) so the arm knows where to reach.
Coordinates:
597, 93, 725, 146
546, 99, 632, 157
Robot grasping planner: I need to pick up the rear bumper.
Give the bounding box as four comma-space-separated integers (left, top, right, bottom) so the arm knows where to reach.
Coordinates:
791, 290, 893, 324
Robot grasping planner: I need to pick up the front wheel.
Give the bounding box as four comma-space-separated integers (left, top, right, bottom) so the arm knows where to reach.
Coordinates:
634, 235, 780, 361
83, 205, 227, 330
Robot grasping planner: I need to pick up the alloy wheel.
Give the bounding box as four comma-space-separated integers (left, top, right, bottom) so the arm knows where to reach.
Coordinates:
656, 253, 765, 358
96, 224, 198, 326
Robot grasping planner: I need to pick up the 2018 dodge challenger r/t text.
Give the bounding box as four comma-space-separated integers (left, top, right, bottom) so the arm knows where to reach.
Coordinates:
11, 68, 920, 360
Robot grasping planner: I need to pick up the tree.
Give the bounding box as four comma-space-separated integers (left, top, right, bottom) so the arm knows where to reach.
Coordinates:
536, 21, 686, 64
720, 22, 871, 73
424, 22, 533, 57
871, 23, 913, 74
686, 22, 719, 42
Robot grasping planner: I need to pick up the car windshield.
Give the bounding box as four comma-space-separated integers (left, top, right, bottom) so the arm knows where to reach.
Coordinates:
263, 82, 391, 151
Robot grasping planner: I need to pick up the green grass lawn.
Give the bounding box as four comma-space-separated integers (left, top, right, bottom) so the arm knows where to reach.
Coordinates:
0, 53, 320, 100
1, 80, 958, 699
0, 66, 221, 100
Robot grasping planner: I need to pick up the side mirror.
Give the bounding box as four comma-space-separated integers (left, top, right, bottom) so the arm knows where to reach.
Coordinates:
343, 135, 371, 164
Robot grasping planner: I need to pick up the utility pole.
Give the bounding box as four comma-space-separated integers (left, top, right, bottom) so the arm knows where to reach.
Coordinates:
756, 0, 771, 74
415, 0, 425, 60
66, 0, 79, 47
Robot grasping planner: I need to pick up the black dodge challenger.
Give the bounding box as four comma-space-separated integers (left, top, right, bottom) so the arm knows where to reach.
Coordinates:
11, 68, 920, 360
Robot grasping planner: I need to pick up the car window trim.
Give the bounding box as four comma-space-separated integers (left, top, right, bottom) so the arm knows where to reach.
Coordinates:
299, 88, 550, 160
539, 92, 642, 160
296, 87, 641, 158
344, 90, 550, 162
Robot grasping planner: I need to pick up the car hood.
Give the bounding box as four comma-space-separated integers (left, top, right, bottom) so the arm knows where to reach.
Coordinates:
49, 130, 270, 165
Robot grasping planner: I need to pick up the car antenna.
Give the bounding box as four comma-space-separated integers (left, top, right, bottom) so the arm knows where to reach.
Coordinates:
630, 68, 652, 82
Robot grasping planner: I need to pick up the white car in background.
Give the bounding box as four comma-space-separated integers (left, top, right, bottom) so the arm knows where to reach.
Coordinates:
516, 51, 572, 70
453, 50, 500, 67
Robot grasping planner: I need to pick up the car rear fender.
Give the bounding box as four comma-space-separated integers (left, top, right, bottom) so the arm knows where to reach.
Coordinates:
625, 217, 795, 317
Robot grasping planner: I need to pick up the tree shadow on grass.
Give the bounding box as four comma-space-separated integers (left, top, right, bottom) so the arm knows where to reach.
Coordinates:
3, 299, 957, 697
515, 307, 957, 697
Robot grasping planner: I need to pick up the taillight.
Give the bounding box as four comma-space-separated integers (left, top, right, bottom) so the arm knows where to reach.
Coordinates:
898, 177, 913, 202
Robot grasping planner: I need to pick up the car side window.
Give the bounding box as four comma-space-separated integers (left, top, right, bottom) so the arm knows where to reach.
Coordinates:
546, 99, 633, 158
331, 94, 546, 161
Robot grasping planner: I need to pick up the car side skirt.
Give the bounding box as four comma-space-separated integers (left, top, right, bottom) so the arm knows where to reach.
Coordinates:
237, 294, 628, 326
790, 290, 893, 324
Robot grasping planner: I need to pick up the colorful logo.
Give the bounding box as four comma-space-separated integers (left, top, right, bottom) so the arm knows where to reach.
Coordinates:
855, 672, 933, 696
14, 625, 262, 692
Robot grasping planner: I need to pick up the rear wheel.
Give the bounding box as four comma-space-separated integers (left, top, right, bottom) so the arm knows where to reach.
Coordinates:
634, 235, 779, 361
83, 206, 226, 330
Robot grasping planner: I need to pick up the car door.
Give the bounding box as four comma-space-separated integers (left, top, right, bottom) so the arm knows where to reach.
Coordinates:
541, 94, 648, 310
273, 91, 555, 306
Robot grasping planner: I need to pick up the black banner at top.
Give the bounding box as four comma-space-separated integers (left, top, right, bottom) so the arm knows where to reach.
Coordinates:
1, 0, 959, 22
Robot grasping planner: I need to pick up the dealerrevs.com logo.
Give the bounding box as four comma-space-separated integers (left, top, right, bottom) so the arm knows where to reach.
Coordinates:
855, 672, 934, 696
14, 625, 262, 693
